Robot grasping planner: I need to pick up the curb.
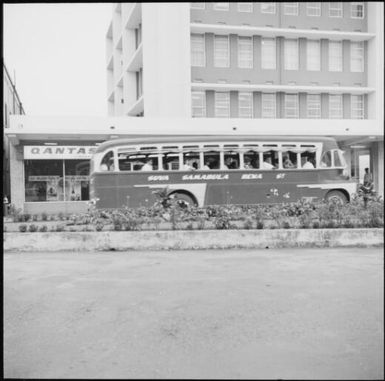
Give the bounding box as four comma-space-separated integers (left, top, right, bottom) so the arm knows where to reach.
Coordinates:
4, 229, 384, 252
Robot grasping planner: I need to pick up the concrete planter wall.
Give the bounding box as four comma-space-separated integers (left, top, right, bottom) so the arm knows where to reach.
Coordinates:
4, 229, 383, 252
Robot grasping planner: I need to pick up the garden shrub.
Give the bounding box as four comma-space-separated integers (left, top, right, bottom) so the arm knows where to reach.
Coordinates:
113, 222, 123, 231
18, 224, 27, 233
33, 197, 383, 232
55, 225, 65, 232
195, 216, 206, 230
9, 204, 22, 218
256, 221, 264, 229
28, 224, 38, 232
39, 225, 48, 232
243, 218, 254, 230
312, 221, 320, 229
16, 214, 26, 222
95, 222, 104, 232
282, 221, 291, 229
32, 214, 38, 222
123, 219, 142, 231
325, 220, 336, 229
41, 212, 48, 221
214, 216, 232, 230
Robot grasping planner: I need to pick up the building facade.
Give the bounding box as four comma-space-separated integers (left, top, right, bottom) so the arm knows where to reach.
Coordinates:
106, 2, 383, 194
3, 63, 25, 201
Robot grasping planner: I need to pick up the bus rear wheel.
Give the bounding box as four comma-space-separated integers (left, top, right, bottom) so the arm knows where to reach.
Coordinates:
325, 190, 348, 204
171, 192, 196, 208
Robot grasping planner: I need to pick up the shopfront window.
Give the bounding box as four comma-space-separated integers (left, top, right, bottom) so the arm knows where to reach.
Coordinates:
24, 160, 90, 202
64, 160, 90, 201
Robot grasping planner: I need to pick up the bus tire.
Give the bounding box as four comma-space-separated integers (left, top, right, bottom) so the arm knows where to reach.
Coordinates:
170, 192, 197, 208
325, 190, 348, 204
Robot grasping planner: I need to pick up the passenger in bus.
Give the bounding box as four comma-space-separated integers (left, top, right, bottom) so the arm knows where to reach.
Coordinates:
203, 160, 211, 170
244, 158, 253, 169
310, 158, 316, 167
100, 162, 114, 171
225, 157, 237, 169
302, 157, 314, 169
192, 162, 198, 170
183, 160, 194, 171
283, 155, 295, 169
141, 159, 153, 171
262, 157, 275, 169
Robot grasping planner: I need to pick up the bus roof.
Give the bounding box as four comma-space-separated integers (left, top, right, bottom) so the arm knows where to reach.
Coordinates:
94, 135, 339, 154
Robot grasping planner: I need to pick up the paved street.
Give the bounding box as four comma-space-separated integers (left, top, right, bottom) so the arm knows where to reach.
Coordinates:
4, 248, 384, 380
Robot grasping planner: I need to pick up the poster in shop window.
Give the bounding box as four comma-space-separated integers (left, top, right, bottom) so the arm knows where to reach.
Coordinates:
29, 176, 62, 201
65, 176, 88, 201
46, 178, 60, 201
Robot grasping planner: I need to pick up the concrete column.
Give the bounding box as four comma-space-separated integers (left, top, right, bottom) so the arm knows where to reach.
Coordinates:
142, 3, 191, 117
230, 91, 238, 118
206, 90, 215, 118
321, 93, 329, 118
299, 38, 306, 72
253, 92, 261, 118
343, 94, 350, 119
342, 40, 350, 73
206, 33, 214, 68
371, 141, 384, 197
343, 149, 353, 179
299, 93, 307, 118
321, 39, 328, 74
277, 92, 284, 118
9, 143, 25, 211
230, 34, 238, 69
253, 36, 261, 72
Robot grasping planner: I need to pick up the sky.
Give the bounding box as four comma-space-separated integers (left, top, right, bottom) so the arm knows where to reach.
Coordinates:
3, 3, 113, 116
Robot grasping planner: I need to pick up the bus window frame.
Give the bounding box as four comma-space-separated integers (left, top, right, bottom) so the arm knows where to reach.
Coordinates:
95, 141, 328, 173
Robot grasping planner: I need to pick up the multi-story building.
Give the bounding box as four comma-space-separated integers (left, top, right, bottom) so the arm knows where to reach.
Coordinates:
106, 2, 383, 195
3, 62, 25, 201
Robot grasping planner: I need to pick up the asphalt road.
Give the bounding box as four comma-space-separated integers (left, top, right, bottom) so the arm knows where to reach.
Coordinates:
4, 248, 384, 380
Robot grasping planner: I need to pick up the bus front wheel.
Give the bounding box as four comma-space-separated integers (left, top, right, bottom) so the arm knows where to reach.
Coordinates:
325, 190, 348, 204
170, 192, 197, 208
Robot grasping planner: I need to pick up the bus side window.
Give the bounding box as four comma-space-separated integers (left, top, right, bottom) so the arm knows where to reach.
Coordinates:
163, 154, 180, 171
224, 152, 239, 169
140, 156, 158, 171
183, 152, 199, 170
203, 151, 220, 170
100, 150, 114, 171
262, 151, 277, 169
282, 151, 297, 169
320, 151, 332, 168
118, 154, 131, 171
301, 152, 316, 169
243, 151, 258, 169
